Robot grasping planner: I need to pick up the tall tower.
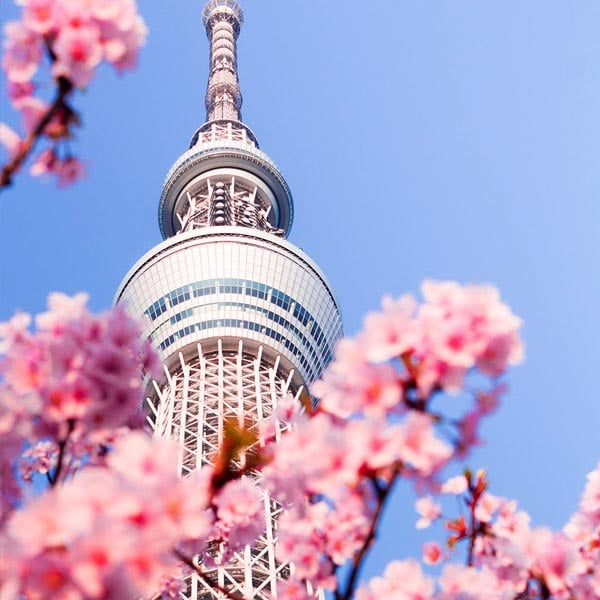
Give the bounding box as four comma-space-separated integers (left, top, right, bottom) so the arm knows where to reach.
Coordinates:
116, 1, 342, 598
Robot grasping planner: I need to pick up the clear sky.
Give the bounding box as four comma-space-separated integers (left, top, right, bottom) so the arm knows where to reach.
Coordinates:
1, 0, 600, 583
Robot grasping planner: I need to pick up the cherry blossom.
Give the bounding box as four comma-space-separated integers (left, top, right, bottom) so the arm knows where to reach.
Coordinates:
355, 560, 434, 600
2, 283, 598, 600
0, 122, 22, 158
415, 496, 442, 529
0, 292, 157, 512
2, 20, 42, 83
52, 25, 103, 87
436, 564, 506, 600
422, 541, 442, 565
18, 440, 58, 482
440, 474, 468, 495
1, 0, 146, 188
260, 282, 526, 597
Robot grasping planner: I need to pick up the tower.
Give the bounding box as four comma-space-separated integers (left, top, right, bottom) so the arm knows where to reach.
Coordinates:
115, 1, 342, 598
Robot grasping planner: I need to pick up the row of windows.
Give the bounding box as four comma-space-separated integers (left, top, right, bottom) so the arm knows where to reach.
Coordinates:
144, 278, 333, 358
157, 300, 333, 368
146, 297, 167, 321
158, 318, 318, 382
170, 307, 193, 324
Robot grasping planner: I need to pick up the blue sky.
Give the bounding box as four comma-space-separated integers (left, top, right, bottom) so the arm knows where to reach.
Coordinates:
1, 0, 600, 583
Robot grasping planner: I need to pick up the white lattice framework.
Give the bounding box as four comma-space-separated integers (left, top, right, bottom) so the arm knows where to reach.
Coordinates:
146, 340, 299, 599
176, 176, 283, 236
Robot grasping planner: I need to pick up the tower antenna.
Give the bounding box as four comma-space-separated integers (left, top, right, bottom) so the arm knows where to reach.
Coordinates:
202, 0, 245, 123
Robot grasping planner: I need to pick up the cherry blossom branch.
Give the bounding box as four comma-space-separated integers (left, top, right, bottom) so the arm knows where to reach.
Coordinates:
0, 75, 73, 189
465, 470, 487, 567
47, 418, 75, 487
173, 547, 244, 600
2, 5, 145, 190
539, 580, 551, 600
337, 468, 401, 600
467, 505, 477, 567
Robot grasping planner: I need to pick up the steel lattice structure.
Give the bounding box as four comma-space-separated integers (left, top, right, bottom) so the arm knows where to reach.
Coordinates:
116, 1, 342, 598
148, 342, 295, 599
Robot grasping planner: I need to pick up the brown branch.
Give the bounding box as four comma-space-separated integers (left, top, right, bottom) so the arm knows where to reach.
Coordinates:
48, 418, 75, 487
0, 75, 73, 189
173, 547, 245, 600
337, 469, 401, 600
465, 470, 488, 567
467, 498, 477, 567
539, 579, 551, 600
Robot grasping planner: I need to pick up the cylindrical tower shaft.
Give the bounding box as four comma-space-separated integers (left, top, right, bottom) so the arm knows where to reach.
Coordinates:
148, 341, 296, 599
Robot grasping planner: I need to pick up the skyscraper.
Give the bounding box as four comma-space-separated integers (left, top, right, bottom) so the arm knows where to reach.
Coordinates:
115, 0, 342, 597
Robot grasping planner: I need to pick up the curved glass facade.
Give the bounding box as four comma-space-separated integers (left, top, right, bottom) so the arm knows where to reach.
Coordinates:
116, 227, 342, 388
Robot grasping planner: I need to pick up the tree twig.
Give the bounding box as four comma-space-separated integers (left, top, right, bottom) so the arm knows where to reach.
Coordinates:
467, 497, 477, 567
337, 469, 401, 600
0, 76, 73, 189
48, 418, 75, 487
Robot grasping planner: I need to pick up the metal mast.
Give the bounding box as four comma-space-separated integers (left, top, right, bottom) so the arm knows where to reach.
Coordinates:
116, 1, 342, 598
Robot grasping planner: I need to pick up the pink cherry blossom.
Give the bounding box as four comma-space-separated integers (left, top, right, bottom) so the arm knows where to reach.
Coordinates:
0, 281, 540, 599
422, 541, 442, 565
158, 572, 187, 599
1, 431, 217, 599
57, 155, 85, 185
2, 20, 42, 83
108, 430, 178, 485
22, 0, 57, 34
415, 496, 442, 529
440, 474, 468, 495
275, 579, 320, 600
521, 528, 582, 595
356, 560, 434, 600
392, 412, 452, 476
213, 478, 265, 555
0, 123, 22, 159
0, 293, 158, 458
416, 280, 523, 393
312, 357, 402, 419
436, 564, 506, 600
276, 507, 325, 581
474, 492, 502, 523
321, 491, 372, 565
97, 11, 147, 71
15, 95, 48, 132
52, 25, 103, 88
216, 479, 262, 526
18, 440, 58, 482
361, 294, 417, 363
579, 462, 600, 516
7, 80, 35, 103
1, 0, 146, 188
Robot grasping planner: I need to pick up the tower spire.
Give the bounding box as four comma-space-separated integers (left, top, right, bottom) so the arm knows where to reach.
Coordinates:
202, 0, 244, 123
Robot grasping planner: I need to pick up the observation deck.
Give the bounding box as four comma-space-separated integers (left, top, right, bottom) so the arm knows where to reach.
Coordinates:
116, 228, 342, 392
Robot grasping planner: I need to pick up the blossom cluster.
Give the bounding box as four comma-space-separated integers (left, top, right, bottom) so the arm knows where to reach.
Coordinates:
357, 464, 600, 599
469, 469, 600, 598
1, 0, 147, 186
314, 280, 523, 420
260, 281, 524, 597
356, 560, 508, 600
0, 432, 265, 600
0, 292, 157, 514
2, 283, 597, 600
